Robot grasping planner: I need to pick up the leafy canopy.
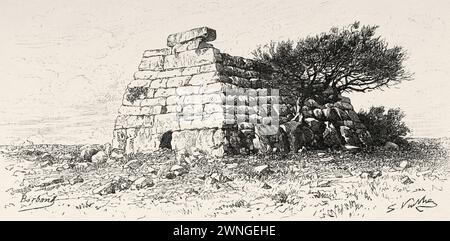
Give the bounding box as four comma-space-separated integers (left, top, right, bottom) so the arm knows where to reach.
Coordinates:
252, 22, 412, 104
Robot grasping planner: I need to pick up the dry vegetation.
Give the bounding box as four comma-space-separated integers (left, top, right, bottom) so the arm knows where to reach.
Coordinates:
1, 138, 449, 220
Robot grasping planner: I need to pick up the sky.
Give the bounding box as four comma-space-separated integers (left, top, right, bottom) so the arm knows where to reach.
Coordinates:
0, 0, 449, 145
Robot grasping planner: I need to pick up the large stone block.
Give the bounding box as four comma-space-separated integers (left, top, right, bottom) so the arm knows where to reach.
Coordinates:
202, 93, 225, 104
154, 113, 180, 133
143, 48, 171, 57
134, 70, 159, 80
166, 76, 191, 87
154, 88, 176, 98
149, 78, 167, 88
164, 48, 221, 70
176, 85, 202, 96
189, 72, 224, 85
141, 97, 166, 106
138, 56, 164, 71
171, 38, 213, 53
112, 129, 127, 149
167, 27, 216, 47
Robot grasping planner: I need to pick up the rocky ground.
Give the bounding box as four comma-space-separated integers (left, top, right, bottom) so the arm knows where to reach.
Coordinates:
1, 138, 449, 220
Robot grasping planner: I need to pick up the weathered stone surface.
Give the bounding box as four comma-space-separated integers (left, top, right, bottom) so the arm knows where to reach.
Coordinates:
91, 151, 107, 164
164, 48, 220, 69
166, 76, 191, 87
171, 38, 213, 53
323, 122, 342, 147
141, 98, 166, 106
334, 107, 350, 120
347, 110, 360, 122
384, 141, 399, 150
304, 118, 324, 134
323, 107, 339, 121
340, 126, 361, 146
143, 48, 171, 57
134, 177, 154, 189
80, 145, 101, 161
138, 56, 164, 71
189, 72, 225, 85
167, 27, 216, 47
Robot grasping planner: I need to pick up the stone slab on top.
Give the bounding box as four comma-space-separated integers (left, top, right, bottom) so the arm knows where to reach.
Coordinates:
167, 27, 217, 47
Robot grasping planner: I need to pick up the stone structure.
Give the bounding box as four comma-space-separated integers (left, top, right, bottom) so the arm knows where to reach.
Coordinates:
112, 27, 372, 156
113, 27, 279, 157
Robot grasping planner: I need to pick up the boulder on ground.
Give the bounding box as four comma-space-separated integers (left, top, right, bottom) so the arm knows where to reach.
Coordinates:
304, 118, 324, 134
323, 122, 342, 148
123, 159, 142, 169
134, 177, 154, 189
254, 165, 271, 175
91, 151, 107, 164
384, 142, 399, 150
93, 182, 115, 195
340, 126, 361, 146
80, 145, 102, 161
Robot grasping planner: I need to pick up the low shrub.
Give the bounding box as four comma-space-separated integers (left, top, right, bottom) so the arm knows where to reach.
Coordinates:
358, 106, 411, 146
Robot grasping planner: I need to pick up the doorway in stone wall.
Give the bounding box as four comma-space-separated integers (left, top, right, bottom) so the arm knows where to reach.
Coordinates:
159, 131, 173, 149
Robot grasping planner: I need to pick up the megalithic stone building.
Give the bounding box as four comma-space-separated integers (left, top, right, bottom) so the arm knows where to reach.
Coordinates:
112, 27, 280, 157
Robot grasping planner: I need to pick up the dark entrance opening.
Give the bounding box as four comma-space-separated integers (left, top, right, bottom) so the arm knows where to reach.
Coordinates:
159, 131, 173, 149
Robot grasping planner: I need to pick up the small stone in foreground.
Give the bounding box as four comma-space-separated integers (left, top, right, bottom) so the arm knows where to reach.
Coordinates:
401, 176, 414, 185
261, 182, 272, 189
93, 183, 115, 195
69, 175, 84, 185
166, 172, 177, 179
384, 142, 399, 150
254, 165, 270, 174
123, 159, 142, 169
134, 177, 154, 189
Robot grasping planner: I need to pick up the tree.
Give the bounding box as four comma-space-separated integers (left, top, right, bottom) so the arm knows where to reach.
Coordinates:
252, 22, 412, 121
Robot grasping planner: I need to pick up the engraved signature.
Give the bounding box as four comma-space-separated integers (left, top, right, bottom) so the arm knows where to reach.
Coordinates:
387, 195, 437, 213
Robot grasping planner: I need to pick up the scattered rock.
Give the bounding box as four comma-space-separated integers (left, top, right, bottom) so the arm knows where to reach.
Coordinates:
317, 180, 332, 188
93, 182, 115, 195
360, 172, 369, 179
226, 163, 238, 169
39, 161, 53, 168
113, 176, 132, 191
171, 164, 188, 176
74, 162, 90, 172
185, 188, 199, 194
165, 172, 177, 179
254, 165, 270, 175
40, 153, 55, 163
340, 126, 361, 146
123, 159, 142, 169
319, 157, 334, 163
369, 170, 382, 178
110, 151, 125, 160
170, 164, 184, 172
210, 173, 232, 183
344, 145, 360, 151
80, 145, 101, 161
69, 175, 84, 185
401, 176, 414, 185
39, 177, 64, 187
147, 167, 158, 174
261, 182, 272, 189
134, 177, 154, 189
91, 151, 107, 164
103, 143, 112, 156
384, 142, 399, 150
398, 160, 408, 170
317, 152, 326, 157
323, 122, 342, 148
